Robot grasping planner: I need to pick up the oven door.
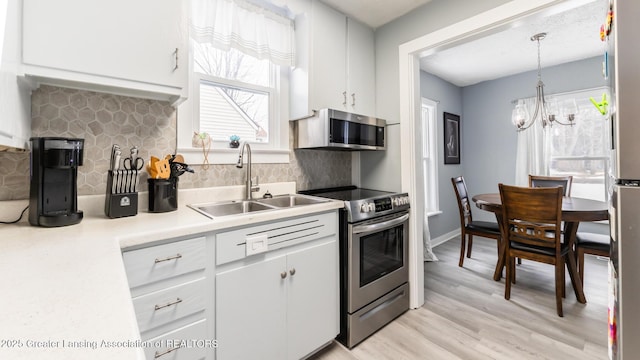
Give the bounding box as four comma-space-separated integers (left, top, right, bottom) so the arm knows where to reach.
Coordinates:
348, 211, 409, 313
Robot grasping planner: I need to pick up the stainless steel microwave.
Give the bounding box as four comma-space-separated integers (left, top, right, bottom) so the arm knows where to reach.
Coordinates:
292, 109, 386, 151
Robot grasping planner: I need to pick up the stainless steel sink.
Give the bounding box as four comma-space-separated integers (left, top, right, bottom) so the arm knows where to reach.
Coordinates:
188, 194, 330, 219
256, 194, 329, 208
188, 200, 277, 219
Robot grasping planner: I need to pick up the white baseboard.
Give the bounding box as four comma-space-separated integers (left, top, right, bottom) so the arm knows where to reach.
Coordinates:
431, 229, 460, 248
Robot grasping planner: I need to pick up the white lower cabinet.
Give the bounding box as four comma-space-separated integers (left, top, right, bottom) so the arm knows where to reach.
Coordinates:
216, 254, 288, 360
215, 211, 339, 360
123, 236, 214, 360
285, 240, 339, 360
122, 211, 339, 360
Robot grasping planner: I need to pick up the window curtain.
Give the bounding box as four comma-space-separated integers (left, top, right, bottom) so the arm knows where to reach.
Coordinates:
423, 216, 437, 261
514, 97, 551, 186
190, 0, 295, 67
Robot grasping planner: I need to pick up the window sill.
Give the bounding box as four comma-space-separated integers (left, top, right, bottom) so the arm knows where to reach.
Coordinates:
426, 210, 442, 218
177, 147, 290, 165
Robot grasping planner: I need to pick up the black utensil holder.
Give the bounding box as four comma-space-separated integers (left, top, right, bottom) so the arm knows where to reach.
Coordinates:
148, 177, 178, 213
105, 171, 138, 218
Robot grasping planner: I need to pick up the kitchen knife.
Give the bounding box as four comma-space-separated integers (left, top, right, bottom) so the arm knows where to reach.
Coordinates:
109, 145, 120, 171
128, 170, 135, 193
113, 151, 121, 194
123, 170, 129, 193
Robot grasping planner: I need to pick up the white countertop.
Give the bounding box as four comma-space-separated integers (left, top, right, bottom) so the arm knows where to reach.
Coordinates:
0, 182, 343, 360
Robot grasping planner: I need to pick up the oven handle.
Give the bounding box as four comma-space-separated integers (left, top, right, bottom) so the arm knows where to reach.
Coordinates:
352, 213, 409, 235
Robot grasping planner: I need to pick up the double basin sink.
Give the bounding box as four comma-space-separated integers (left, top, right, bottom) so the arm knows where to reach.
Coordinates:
188, 194, 330, 219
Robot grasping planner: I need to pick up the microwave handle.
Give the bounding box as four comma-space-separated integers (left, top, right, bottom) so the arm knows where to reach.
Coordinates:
352, 213, 409, 235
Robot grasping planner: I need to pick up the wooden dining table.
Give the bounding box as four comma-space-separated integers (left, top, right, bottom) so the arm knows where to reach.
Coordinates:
472, 193, 609, 294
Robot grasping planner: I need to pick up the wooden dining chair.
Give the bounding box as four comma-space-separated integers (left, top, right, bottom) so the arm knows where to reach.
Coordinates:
575, 232, 610, 287
528, 174, 573, 196
499, 184, 583, 317
451, 176, 501, 267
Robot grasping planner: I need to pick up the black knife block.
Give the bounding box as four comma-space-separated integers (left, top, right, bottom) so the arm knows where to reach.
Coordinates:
105, 170, 138, 218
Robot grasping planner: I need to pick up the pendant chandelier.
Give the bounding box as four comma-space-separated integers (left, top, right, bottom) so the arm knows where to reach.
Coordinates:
512, 33, 577, 131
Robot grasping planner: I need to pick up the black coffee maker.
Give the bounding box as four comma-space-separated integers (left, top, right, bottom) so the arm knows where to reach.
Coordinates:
29, 137, 84, 227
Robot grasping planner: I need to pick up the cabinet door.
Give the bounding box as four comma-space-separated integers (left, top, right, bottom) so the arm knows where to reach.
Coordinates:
216, 255, 287, 360
346, 18, 375, 116
286, 239, 339, 360
309, 0, 347, 112
0, 0, 30, 150
23, 0, 187, 89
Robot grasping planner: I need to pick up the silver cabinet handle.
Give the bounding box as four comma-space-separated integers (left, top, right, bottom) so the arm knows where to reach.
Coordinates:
155, 345, 181, 358
351, 93, 356, 107
154, 297, 183, 311
289, 268, 296, 276
155, 253, 182, 263
173, 48, 179, 71
342, 91, 347, 106
280, 271, 287, 279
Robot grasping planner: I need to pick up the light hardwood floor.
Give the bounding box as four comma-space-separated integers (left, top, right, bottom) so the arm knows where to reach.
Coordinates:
310, 237, 608, 360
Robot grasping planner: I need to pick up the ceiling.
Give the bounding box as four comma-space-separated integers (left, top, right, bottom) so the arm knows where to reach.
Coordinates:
320, 0, 432, 29
320, 0, 607, 88
420, 0, 607, 87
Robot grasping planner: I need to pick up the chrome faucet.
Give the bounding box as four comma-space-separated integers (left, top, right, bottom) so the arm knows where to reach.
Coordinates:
236, 142, 260, 199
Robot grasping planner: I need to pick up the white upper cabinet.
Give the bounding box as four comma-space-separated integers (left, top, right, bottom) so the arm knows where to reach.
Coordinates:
346, 17, 375, 116
0, 0, 30, 150
22, 0, 188, 105
291, 0, 376, 119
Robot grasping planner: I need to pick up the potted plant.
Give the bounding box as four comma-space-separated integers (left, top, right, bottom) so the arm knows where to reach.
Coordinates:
229, 135, 241, 148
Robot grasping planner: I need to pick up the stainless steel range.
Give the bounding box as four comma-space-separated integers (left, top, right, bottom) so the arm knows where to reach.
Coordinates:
299, 186, 410, 348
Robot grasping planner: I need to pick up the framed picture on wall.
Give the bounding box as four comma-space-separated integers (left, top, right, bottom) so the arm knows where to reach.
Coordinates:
444, 112, 460, 164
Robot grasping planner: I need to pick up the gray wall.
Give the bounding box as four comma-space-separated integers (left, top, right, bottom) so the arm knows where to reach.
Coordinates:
360, 0, 511, 192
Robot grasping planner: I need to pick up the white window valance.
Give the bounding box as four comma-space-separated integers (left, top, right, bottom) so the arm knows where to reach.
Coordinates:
190, 0, 295, 67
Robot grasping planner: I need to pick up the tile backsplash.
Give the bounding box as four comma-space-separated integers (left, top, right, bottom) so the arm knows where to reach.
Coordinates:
0, 85, 351, 201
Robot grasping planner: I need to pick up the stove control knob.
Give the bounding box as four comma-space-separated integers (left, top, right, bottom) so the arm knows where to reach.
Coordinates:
368, 203, 375, 212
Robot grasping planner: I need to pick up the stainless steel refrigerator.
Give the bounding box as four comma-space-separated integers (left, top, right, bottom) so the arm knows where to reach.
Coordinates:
608, 0, 640, 358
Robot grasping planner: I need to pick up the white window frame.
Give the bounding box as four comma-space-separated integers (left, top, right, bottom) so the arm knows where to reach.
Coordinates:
422, 98, 440, 217
196, 70, 277, 145
546, 87, 611, 202
177, 41, 290, 165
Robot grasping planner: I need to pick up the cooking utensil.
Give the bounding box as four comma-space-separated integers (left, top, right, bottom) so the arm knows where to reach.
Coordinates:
170, 161, 195, 178
147, 156, 160, 179
156, 159, 171, 179
173, 154, 185, 163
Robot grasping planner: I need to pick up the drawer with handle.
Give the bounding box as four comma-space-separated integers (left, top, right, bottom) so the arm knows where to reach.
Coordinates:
133, 278, 206, 335
123, 237, 206, 291
143, 320, 209, 360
